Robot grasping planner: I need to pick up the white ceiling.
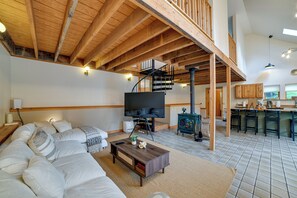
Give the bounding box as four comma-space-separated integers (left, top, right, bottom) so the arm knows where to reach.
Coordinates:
243, 0, 297, 44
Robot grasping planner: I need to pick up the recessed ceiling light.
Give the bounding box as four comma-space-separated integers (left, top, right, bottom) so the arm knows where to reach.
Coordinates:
295, 13, 297, 18
0, 22, 6, 33
283, 28, 297, 37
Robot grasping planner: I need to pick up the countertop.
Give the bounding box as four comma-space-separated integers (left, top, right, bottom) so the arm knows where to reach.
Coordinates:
232, 107, 297, 112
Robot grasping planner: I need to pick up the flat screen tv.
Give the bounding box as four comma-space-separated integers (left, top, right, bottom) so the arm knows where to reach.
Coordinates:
124, 92, 165, 118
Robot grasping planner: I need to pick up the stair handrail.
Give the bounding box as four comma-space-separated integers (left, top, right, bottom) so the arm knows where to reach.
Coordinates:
131, 64, 169, 92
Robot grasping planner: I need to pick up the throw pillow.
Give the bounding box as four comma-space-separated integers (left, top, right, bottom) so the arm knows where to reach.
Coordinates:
0, 170, 37, 198
11, 123, 36, 143
0, 140, 34, 177
52, 120, 72, 133
28, 129, 56, 161
34, 121, 57, 134
23, 156, 65, 198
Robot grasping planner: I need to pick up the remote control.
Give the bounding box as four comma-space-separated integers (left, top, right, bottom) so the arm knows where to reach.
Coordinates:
115, 142, 125, 145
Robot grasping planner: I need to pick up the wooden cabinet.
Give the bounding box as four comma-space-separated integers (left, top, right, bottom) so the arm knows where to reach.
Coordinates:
235, 83, 263, 99
255, 83, 263, 98
235, 85, 242, 98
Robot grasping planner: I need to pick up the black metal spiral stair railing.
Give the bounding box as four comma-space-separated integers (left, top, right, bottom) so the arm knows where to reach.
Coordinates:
132, 59, 174, 92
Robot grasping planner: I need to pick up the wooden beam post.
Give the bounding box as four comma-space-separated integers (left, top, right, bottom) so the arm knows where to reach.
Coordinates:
209, 53, 216, 151
54, 0, 78, 62
25, 0, 38, 59
70, 0, 125, 64
226, 65, 231, 137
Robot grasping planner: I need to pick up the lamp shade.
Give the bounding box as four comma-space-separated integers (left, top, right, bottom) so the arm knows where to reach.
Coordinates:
291, 69, 297, 76
0, 22, 6, 33
12, 99, 22, 109
264, 63, 275, 69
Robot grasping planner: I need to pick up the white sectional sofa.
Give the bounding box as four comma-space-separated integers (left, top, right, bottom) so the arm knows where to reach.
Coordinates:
0, 123, 126, 198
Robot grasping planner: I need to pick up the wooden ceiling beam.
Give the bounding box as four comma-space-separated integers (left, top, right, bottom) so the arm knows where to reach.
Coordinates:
25, 0, 38, 59
96, 20, 170, 68
113, 37, 193, 72
84, 8, 151, 66
162, 45, 201, 61
170, 50, 208, 64
54, 0, 78, 62
70, 0, 125, 64
105, 29, 182, 70
178, 54, 210, 67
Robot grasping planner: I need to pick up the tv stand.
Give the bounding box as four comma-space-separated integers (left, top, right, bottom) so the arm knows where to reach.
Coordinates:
129, 117, 154, 141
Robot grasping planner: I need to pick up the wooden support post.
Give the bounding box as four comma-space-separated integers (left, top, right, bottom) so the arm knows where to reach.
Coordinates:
226, 66, 231, 137
209, 53, 216, 151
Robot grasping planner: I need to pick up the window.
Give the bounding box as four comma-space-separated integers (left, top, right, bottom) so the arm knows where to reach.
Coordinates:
285, 84, 297, 99
264, 85, 280, 99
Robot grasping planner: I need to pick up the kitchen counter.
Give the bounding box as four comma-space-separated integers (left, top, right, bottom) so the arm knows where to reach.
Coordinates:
233, 107, 297, 112
231, 108, 297, 137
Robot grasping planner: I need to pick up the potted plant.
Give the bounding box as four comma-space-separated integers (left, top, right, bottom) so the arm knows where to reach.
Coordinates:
130, 135, 138, 145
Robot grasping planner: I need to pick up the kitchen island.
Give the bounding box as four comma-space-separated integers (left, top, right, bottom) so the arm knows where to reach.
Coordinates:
232, 108, 297, 137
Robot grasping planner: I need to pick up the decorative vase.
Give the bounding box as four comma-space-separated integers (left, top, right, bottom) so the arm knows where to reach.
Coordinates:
130, 135, 138, 145
131, 140, 136, 145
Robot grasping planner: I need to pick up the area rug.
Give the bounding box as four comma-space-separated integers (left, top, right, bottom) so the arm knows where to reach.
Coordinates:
92, 134, 235, 198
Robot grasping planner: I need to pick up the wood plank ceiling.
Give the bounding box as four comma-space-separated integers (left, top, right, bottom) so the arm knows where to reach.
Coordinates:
0, 0, 244, 85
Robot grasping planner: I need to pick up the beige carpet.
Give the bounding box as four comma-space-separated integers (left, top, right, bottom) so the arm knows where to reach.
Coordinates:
93, 134, 235, 198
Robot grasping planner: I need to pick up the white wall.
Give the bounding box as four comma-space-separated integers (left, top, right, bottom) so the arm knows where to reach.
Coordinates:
245, 34, 297, 99
9, 57, 191, 130
212, 0, 229, 56
0, 45, 11, 126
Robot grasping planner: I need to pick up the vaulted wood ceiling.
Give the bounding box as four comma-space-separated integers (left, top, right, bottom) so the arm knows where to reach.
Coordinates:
0, 0, 245, 85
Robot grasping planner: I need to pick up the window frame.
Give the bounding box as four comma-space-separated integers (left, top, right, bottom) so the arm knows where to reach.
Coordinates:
264, 85, 280, 100
285, 84, 297, 100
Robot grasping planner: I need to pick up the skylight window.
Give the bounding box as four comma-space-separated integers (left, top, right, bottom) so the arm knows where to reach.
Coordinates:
283, 28, 297, 37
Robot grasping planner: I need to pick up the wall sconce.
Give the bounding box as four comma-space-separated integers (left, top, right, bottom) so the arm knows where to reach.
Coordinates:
126, 73, 133, 81
48, 118, 56, 123
181, 83, 187, 88
84, 66, 90, 76
0, 22, 6, 33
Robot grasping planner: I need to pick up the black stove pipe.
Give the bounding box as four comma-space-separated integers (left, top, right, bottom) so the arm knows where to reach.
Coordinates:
189, 68, 196, 114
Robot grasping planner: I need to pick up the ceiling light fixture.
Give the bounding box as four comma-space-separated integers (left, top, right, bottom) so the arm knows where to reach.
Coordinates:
84, 66, 90, 76
295, 13, 297, 18
0, 22, 6, 33
283, 28, 297, 37
291, 69, 297, 76
264, 35, 275, 69
282, 48, 297, 59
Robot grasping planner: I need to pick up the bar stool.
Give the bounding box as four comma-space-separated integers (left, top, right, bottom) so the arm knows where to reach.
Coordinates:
264, 110, 280, 139
231, 109, 241, 132
290, 111, 297, 141
245, 110, 258, 135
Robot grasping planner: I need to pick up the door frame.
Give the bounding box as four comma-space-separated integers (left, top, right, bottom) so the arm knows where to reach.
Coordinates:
205, 87, 224, 119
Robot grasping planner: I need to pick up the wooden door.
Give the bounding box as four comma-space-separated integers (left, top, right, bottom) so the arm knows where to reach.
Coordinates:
235, 85, 242, 98
255, 83, 263, 98
242, 84, 256, 98
206, 88, 222, 117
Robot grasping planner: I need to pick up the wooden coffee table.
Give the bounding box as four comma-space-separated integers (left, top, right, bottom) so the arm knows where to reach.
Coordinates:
110, 138, 169, 186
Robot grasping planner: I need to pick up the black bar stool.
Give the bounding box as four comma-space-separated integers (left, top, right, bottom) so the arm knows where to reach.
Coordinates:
290, 111, 297, 141
245, 110, 258, 135
264, 110, 280, 139
231, 109, 241, 132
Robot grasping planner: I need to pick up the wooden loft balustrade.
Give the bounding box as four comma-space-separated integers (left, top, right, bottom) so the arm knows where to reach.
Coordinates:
228, 34, 237, 64
167, 0, 212, 39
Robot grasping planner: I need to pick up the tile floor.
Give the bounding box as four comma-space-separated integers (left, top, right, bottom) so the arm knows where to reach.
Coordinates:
135, 121, 297, 198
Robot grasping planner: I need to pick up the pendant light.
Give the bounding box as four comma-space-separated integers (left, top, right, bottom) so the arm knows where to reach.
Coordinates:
264, 35, 275, 69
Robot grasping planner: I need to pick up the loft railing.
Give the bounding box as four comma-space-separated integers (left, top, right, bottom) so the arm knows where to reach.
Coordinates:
228, 34, 237, 64
166, 0, 212, 39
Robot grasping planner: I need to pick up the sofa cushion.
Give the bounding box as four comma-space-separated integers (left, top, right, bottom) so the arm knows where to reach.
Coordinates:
0, 140, 34, 177
52, 120, 72, 133
28, 129, 56, 161
23, 156, 65, 198
11, 123, 36, 143
52, 153, 106, 189
64, 176, 126, 198
55, 140, 87, 159
34, 121, 57, 135
0, 170, 37, 198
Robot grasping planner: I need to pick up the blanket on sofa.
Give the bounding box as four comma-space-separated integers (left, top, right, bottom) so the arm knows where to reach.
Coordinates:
79, 126, 102, 153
